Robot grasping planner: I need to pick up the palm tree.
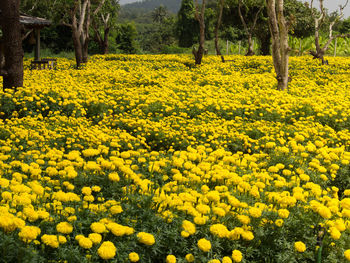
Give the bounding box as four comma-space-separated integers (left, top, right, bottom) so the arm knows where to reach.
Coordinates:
152, 5, 168, 23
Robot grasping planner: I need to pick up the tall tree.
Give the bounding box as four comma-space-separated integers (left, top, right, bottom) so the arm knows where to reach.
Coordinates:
56, 0, 105, 67
0, 0, 23, 90
176, 0, 199, 48
92, 0, 119, 54
193, 0, 206, 65
214, 0, 224, 55
152, 5, 168, 23
115, 22, 138, 54
238, 0, 264, 56
266, 0, 290, 91
310, 0, 349, 64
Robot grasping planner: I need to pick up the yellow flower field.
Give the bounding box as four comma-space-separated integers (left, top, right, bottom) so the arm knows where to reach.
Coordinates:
1, 54, 350, 262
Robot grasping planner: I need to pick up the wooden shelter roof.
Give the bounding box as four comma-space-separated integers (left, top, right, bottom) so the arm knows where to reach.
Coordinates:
19, 13, 51, 28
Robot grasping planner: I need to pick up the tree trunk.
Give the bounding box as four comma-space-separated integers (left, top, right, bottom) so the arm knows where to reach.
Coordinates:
102, 27, 110, 54
94, 25, 110, 54
0, 0, 23, 90
72, 21, 83, 68
193, 0, 206, 65
82, 0, 90, 63
266, 0, 290, 91
214, 0, 224, 56
246, 34, 255, 56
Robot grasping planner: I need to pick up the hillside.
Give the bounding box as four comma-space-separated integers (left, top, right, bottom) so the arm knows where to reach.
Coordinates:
121, 0, 182, 14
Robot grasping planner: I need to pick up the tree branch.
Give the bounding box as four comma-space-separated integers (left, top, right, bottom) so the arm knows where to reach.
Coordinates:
238, 0, 249, 33
78, 0, 89, 35
93, 0, 105, 15
22, 29, 33, 41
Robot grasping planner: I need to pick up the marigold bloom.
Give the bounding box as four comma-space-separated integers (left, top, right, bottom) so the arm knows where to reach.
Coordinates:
294, 241, 306, 252
137, 232, 155, 246
166, 255, 176, 263
98, 241, 116, 259
129, 252, 140, 262
90, 222, 106, 233
18, 226, 41, 243
185, 254, 195, 262
345, 250, 350, 261
56, 222, 73, 234
222, 256, 232, 263
197, 238, 211, 252
88, 233, 102, 244
232, 250, 243, 262
78, 237, 93, 249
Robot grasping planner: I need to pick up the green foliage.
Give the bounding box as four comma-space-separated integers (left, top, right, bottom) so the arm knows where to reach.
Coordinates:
285, 0, 314, 39
176, 0, 199, 48
116, 22, 139, 54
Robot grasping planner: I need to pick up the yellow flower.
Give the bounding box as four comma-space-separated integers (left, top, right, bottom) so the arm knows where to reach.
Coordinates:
58, 235, 67, 244
90, 222, 106, 233
318, 206, 332, 219
81, 186, 92, 195
18, 226, 41, 243
275, 219, 284, 227
98, 241, 117, 260
210, 224, 229, 238
166, 255, 176, 263
78, 236, 93, 249
344, 249, 350, 261
330, 227, 341, 240
249, 207, 262, 218
278, 209, 290, 219
137, 232, 155, 246
88, 233, 102, 244
197, 238, 211, 252
185, 254, 195, 262
182, 220, 196, 236
222, 256, 232, 263
56, 222, 73, 234
108, 172, 120, 182
294, 241, 306, 252
110, 205, 123, 214
232, 250, 243, 262
129, 252, 140, 262
41, 234, 59, 248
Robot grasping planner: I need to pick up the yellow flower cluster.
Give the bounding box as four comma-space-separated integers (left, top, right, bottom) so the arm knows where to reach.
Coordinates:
1, 54, 350, 261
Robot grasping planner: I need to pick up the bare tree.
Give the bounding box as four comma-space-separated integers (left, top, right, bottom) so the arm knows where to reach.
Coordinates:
266, 0, 290, 91
193, 0, 206, 65
62, 0, 105, 67
0, 0, 23, 90
310, 0, 349, 64
214, 0, 224, 56
92, 0, 119, 54
238, 0, 264, 56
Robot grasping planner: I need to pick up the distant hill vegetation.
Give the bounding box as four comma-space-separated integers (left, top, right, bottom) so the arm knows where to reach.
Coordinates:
121, 0, 182, 14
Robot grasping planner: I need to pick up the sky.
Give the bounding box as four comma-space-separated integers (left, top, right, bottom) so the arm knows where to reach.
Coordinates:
303, 0, 350, 18
119, 0, 350, 18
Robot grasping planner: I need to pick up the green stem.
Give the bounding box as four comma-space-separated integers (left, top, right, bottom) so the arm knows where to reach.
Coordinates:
316, 245, 323, 263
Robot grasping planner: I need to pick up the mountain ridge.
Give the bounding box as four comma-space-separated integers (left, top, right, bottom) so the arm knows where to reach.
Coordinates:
121, 0, 182, 14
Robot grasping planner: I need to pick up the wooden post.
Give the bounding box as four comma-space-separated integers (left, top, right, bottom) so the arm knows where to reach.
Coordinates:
299, 39, 302, 56
226, 40, 229, 55
238, 41, 241, 55
34, 28, 40, 61
334, 38, 337, 57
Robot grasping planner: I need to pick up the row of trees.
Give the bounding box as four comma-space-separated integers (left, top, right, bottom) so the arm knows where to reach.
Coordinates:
20, 0, 119, 67
1, 0, 350, 90
179, 0, 350, 90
